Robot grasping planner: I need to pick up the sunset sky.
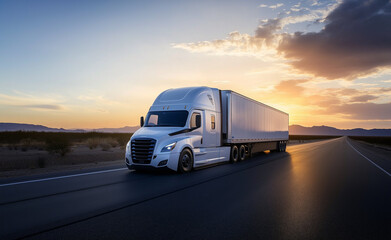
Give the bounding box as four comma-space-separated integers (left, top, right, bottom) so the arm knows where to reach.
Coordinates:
1, 0, 391, 129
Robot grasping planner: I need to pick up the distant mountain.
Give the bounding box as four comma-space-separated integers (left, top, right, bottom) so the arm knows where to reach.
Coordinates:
90, 126, 140, 133
2, 122, 391, 136
289, 125, 391, 136
0, 123, 138, 133
0, 123, 84, 132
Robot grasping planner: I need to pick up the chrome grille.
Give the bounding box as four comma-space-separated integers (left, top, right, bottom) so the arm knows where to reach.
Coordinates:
131, 138, 156, 164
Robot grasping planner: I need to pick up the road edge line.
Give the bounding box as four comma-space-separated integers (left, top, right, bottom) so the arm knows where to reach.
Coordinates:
0, 167, 129, 187
346, 138, 391, 177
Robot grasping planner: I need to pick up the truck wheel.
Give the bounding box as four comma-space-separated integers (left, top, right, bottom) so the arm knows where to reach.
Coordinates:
230, 145, 239, 163
282, 142, 287, 152
178, 149, 193, 173
239, 145, 246, 161
277, 142, 283, 152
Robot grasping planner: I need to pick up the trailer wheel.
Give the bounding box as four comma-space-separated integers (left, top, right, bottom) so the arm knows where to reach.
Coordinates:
178, 148, 193, 173
239, 145, 246, 161
230, 145, 239, 163
277, 142, 286, 152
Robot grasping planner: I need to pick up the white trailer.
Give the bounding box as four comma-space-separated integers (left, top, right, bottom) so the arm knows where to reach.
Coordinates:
221, 91, 289, 158
125, 87, 288, 172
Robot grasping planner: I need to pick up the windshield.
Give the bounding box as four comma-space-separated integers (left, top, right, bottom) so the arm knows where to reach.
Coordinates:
144, 111, 189, 127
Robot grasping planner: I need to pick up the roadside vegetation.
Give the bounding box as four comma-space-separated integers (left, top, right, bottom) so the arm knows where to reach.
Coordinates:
0, 132, 133, 173
0, 131, 132, 154
349, 136, 391, 147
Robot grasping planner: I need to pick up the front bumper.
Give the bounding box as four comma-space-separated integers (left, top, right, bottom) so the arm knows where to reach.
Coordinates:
125, 151, 180, 171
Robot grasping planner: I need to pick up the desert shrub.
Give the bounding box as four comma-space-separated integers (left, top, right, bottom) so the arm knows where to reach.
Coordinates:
45, 137, 71, 156
115, 136, 130, 146
106, 138, 119, 148
86, 138, 100, 149
100, 138, 120, 150
7, 144, 18, 150
85, 137, 119, 151
20, 138, 32, 151
37, 157, 46, 168
100, 142, 111, 151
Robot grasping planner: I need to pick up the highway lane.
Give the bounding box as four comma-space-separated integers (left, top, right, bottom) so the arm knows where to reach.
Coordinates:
1, 137, 390, 239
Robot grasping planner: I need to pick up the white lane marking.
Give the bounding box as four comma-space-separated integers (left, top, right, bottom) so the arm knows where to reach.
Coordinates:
347, 139, 391, 177
0, 167, 129, 187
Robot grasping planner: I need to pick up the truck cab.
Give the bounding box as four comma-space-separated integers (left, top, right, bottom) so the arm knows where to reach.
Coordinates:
125, 87, 230, 172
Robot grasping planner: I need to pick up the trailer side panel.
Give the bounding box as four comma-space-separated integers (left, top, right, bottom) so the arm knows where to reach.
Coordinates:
222, 91, 289, 144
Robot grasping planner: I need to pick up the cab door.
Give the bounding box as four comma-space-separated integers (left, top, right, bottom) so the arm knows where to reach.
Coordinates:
187, 110, 203, 148
203, 111, 219, 147
192, 110, 220, 166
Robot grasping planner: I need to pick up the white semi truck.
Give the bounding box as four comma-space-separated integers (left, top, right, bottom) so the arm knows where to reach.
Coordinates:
125, 87, 288, 172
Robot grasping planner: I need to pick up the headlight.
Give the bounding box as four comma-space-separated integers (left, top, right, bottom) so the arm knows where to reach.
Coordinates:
161, 142, 176, 152
126, 141, 131, 152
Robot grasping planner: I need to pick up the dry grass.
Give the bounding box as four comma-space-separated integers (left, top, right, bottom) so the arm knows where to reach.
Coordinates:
86, 138, 100, 149
5, 138, 46, 152
86, 137, 119, 151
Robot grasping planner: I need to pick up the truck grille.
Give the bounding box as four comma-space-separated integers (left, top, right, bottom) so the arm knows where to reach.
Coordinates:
131, 138, 156, 164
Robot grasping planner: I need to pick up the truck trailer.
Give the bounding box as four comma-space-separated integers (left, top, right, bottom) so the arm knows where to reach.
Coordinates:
125, 86, 288, 172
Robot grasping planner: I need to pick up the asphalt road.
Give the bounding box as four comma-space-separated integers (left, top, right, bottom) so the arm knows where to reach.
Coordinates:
0, 137, 390, 240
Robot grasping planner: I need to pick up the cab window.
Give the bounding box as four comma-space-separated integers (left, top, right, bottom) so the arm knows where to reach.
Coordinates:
211, 115, 215, 129
190, 112, 201, 128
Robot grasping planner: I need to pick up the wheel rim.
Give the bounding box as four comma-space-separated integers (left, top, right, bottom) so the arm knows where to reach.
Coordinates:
181, 153, 191, 170
233, 148, 238, 161
240, 147, 245, 160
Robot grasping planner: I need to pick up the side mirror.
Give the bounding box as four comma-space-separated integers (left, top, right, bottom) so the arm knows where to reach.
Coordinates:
140, 116, 144, 127
195, 114, 201, 128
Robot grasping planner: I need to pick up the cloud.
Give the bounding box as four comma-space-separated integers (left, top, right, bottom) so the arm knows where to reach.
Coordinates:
259, 3, 284, 9
174, 0, 391, 81
255, 18, 282, 42
328, 102, 391, 120
378, 87, 391, 92
173, 1, 340, 60
172, 31, 267, 57
278, 0, 391, 79
274, 79, 309, 94
257, 79, 391, 120
0, 92, 65, 110
350, 94, 378, 103
334, 88, 360, 96
269, 3, 284, 9
20, 104, 63, 110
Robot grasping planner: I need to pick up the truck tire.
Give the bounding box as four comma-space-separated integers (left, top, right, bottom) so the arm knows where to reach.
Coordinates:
277, 142, 286, 152
239, 145, 246, 161
178, 149, 193, 173
230, 145, 239, 163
